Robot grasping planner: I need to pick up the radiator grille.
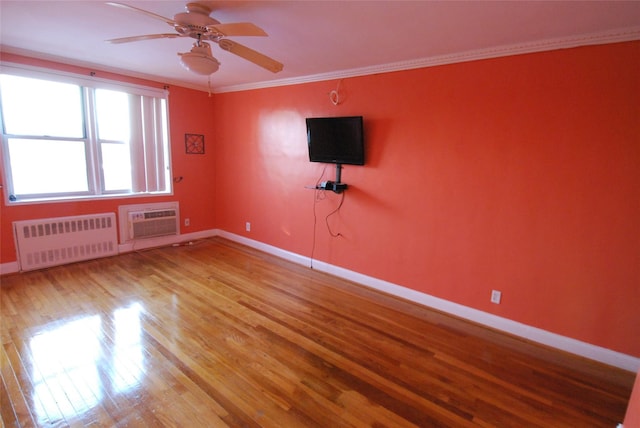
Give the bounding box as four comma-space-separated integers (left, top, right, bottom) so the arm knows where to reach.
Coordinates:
14, 213, 118, 271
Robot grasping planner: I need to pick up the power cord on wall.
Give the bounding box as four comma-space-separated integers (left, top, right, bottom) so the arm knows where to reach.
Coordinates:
324, 192, 345, 238
309, 165, 326, 268
309, 165, 345, 269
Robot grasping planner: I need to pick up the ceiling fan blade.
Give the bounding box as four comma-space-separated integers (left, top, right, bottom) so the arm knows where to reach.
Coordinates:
217, 39, 283, 73
107, 34, 183, 44
106, 2, 176, 26
207, 23, 267, 37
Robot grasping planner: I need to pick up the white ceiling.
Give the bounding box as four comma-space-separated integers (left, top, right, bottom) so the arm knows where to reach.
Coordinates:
1, 1, 640, 93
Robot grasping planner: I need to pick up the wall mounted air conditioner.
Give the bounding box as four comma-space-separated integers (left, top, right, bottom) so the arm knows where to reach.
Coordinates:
128, 209, 178, 240
118, 202, 180, 243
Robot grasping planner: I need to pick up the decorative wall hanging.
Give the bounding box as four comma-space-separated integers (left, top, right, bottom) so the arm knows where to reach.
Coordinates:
185, 134, 205, 154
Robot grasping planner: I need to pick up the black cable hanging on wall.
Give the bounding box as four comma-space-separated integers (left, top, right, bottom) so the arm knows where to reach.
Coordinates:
309, 165, 347, 269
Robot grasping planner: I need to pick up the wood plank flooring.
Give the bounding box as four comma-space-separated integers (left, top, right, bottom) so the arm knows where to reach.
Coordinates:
0, 237, 634, 427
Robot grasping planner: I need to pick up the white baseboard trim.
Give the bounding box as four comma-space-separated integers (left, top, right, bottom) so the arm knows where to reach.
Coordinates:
218, 230, 640, 373
0, 261, 20, 276
0, 230, 220, 276
3, 228, 638, 372
215, 230, 310, 266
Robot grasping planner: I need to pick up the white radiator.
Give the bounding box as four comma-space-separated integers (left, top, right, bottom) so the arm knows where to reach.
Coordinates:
14, 213, 118, 271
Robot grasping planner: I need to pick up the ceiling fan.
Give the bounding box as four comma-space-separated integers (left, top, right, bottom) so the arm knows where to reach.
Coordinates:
106, 1, 283, 76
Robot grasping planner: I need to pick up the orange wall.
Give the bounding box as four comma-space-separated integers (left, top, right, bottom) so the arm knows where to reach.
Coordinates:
1, 43, 638, 358
0, 54, 217, 262
212, 41, 640, 357
625, 369, 640, 426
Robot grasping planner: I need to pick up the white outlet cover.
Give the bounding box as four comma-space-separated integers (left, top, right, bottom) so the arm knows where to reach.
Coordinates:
491, 290, 502, 304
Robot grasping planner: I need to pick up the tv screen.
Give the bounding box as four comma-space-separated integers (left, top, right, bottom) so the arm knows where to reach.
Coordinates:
306, 116, 364, 165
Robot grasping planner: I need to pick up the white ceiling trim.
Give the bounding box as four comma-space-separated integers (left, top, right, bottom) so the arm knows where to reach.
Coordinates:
2, 26, 639, 96
214, 26, 640, 94
0, 62, 167, 97
0, 45, 190, 88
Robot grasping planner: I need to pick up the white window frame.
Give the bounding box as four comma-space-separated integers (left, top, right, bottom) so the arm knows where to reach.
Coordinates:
0, 63, 172, 204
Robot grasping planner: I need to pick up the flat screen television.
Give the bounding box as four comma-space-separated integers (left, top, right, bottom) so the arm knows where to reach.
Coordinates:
306, 116, 364, 165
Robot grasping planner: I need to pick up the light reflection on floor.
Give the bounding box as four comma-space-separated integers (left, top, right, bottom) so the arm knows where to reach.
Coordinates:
29, 302, 144, 424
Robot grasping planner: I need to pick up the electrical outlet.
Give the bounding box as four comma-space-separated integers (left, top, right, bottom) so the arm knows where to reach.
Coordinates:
491, 290, 502, 304
184, 218, 190, 227
246, 222, 251, 232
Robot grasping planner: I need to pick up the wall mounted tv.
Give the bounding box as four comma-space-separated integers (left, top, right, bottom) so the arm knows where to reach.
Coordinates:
306, 116, 364, 165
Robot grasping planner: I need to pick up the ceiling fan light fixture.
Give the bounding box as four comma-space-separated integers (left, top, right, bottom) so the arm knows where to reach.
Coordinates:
178, 42, 220, 75
106, 2, 283, 76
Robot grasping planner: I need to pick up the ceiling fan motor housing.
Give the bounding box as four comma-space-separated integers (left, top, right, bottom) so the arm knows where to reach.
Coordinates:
173, 3, 221, 38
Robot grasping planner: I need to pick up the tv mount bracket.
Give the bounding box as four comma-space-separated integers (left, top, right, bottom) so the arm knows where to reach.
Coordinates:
316, 164, 348, 193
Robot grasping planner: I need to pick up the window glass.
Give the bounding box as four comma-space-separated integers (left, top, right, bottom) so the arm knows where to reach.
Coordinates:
0, 68, 171, 203
0, 74, 84, 138
101, 142, 132, 191
7, 138, 89, 195
95, 89, 130, 142
95, 89, 133, 192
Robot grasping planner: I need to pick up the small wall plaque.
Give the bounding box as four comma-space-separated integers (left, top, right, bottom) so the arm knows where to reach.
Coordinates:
185, 134, 205, 154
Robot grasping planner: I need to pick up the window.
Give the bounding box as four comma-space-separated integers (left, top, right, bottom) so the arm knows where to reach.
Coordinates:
0, 66, 171, 203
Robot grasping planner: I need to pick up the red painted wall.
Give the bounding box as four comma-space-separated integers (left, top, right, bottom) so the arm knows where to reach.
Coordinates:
625, 369, 640, 427
1, 43, 638, 358
212, 41, 640, 357
624, 372, 640, 428
0, 54, 217, 262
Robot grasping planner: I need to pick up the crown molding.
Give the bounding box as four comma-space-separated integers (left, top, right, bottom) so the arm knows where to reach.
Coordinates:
213, 26, 640, 94
0, 45, 207, 93
3, 26, 639, 95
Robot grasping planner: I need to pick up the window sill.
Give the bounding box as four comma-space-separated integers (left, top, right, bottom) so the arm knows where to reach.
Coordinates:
5, 191, 173, 206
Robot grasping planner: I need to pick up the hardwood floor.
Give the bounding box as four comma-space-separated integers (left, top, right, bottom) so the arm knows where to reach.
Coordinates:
1, 237, 634, 427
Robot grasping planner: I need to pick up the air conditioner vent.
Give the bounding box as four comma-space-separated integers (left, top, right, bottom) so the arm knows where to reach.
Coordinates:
129, 209, 178, 240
